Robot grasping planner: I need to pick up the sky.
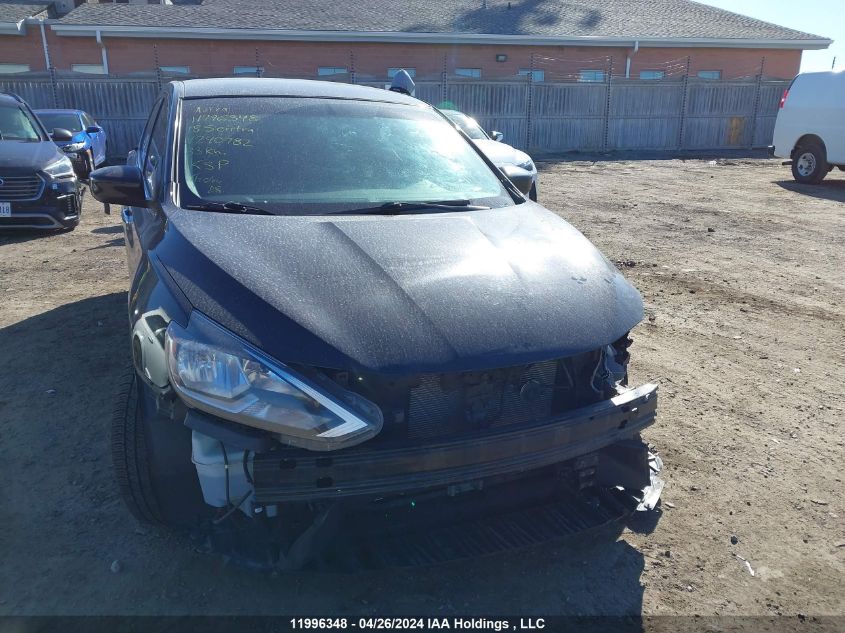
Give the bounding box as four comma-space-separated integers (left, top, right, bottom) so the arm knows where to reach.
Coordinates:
695, 0, 842, 72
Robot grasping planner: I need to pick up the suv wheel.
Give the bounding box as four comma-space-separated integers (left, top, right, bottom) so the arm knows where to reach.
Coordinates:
111, 365, 207, 527
792, 141, 828, 184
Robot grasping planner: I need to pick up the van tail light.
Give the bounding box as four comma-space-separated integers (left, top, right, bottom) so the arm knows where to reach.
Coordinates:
779, 89, 789, 108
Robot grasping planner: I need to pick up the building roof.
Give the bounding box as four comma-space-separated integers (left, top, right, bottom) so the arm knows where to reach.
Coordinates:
0, 1, 49, 24
51, 0, 831, 49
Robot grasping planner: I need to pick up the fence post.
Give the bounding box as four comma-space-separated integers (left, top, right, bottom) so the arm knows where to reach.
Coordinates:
526, 53, 535, 150
153, 44, 162, 91
602, 57, 613, 151
749, 56, 765, 149
678, 56, 691, 150
441, 53, 447, 105
349, 51, 356, 84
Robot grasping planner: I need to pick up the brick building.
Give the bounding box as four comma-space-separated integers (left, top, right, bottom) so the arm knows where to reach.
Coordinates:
0, 0, 832, 81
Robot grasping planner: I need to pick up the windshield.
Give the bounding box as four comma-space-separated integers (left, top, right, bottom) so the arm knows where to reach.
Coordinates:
179, 97, 513, 214
441, 110, 489, 140
37, 112, 83, 133
0, 104, 42, 141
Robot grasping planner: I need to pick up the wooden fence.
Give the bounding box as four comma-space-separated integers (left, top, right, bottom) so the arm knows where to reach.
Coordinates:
0, 72, 788, 158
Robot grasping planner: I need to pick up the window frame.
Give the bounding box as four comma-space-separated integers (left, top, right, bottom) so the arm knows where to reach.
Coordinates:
71, 63, 106, 75
0, 63, 30, 74
317, 66, 348, 77
233, 66, 264, 76
579, 69, 606, 83
517, 69, 545, 82
697, 70, 722, 80
455, 68, 482, 79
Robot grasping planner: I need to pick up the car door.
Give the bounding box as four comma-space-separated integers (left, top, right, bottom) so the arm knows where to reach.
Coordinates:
123, 98, 165, 274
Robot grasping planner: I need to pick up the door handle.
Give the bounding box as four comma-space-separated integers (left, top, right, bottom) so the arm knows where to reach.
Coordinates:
121, 207, 134, 225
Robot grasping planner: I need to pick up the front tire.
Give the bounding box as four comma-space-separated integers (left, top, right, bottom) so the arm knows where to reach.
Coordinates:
111, 365, 206, 526
792, 141, 828, 184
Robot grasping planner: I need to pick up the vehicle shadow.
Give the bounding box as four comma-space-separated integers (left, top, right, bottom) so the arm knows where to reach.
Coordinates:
0, 228, 69, 245
1, 293, 653, 620
775, 178, 845, 203
91, 224, 124, 235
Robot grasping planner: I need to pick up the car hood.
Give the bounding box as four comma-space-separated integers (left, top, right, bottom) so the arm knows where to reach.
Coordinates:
157, 204, 643, 374
0, 140, 64, 172
472, 139, 533, 169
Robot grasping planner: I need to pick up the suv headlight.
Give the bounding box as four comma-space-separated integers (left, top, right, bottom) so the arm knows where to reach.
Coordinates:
165, 311, 383, 451
42, 156, 75, 178
62, 142, 86, 153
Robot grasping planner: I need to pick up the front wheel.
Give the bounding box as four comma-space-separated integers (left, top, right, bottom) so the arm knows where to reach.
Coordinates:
111, 365, 207, 527
792, 141, 828, 184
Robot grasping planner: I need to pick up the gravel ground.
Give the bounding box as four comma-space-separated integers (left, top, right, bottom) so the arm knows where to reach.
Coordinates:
0, 156, 843, 617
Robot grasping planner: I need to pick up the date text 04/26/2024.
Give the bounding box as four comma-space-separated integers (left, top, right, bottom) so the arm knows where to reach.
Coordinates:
289, 618, 546, 630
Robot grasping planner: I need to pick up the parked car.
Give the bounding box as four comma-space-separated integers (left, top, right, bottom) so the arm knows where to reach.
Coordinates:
772, 70, 845, 184
0, 93, 84, 230
440, 108, 538, 200
89, 78, 661, 568
34, 108, 107, 178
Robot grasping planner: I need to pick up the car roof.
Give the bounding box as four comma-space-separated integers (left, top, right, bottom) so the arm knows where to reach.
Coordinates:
0, 93, 24, 106
33, 109, 85, 115
177, 77, 423, 107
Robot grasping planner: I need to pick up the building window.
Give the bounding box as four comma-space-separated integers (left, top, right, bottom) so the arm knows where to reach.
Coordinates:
697, 70, 722, 80
388, 68, 416, 78
318, 67, 347, 76
518, 69, 545, 82
159, 66, 190, 74
0, 63, 30, 74
455, 68, 482, 78
71, 64, 106, 74
579, 70, 606, 82
639, 70, 665, 80
234, 66, 263, 76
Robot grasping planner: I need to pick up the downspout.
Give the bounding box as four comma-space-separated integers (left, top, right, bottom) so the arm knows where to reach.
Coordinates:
38, 20, 51, 70
96, 29, 109, 74
625, 40, 639, 79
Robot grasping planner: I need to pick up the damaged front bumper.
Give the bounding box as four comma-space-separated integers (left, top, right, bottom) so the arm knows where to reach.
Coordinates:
188, 383, 663, 568
251, 383, 659, 503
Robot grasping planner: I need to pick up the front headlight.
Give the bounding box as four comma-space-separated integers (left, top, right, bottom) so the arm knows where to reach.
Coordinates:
165, 311, 383, 451
42, 156, 75, 178
62, 142, 86, 153
517, 158, 535, 172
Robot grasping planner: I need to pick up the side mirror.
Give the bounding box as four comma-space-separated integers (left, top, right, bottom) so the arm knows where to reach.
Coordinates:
51, 128, 73, 142
491, 131, 504, 142
89, 165, 148, 208
500, 164, 533, 196
85, 125, 102, 134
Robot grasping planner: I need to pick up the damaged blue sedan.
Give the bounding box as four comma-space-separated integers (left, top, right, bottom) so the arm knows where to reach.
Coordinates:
89, 78, 662, 570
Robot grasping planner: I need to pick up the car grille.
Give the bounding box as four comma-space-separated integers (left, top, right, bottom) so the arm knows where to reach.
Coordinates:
407, 360, 560, 439
0, 174, 43, 201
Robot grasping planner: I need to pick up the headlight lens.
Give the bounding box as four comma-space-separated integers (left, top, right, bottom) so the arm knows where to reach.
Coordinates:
517, 158, 535, 172
166, 312, 383, 451
42, 156, 75, 178
62, 142, 86, 153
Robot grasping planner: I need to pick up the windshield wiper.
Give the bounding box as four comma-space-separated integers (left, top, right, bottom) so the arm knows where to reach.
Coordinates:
336, 200, 491, 215
183, 201, 274, 215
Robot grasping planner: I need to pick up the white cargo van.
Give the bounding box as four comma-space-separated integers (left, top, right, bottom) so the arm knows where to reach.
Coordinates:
772, 70, 845, 184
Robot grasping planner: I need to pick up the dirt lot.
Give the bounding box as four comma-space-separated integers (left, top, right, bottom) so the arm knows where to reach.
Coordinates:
0, 155, 843, 618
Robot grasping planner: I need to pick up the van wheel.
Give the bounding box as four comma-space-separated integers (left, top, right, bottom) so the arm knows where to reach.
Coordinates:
111, 365, 207, 527
792, 141, 828, 184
